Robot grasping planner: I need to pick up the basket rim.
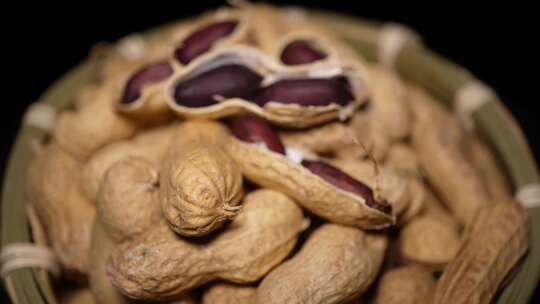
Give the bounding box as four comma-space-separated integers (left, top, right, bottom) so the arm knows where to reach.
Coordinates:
1, 9, 539, 304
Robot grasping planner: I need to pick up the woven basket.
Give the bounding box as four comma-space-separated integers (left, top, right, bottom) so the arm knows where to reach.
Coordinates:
1, 10, 538, 304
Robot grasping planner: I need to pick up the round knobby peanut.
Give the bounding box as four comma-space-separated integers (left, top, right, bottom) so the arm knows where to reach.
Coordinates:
26, 143, 95, 279
161, 120, 244, 237
202, 283, 257, 304
256, 224, 387, 304
97, 156, 161, 242
107, 189, 307, 301
372, 266, 435, 304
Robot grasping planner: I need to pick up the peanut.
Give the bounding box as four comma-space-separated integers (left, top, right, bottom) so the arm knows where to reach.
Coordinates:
254, 77, 354, 107
468, 136, 511, 201
434, 202, 530, 304
280, 39, 327, 65
26, 143, 95, 279
97, 157, 161, 242
174, 20, 239, 64
54, 81, 138, 160
202, 283, 257, 304
256, 224, 387, 304
58, 288, 95, 304
410, 86, 490, 225
81, 123, 176, 202
385, 143, 421, 175
173, 64, 263, 108
107, 189, 307, 301
225, 116, 393, 228
372, 266, 435, 304
161, 120, 244, 236
120, 61, 173, 104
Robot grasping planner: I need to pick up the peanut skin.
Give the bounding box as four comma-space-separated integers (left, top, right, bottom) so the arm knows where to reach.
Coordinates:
410, 86, 490, 225
107, 189, 307, 301
372, 266, 435, 304
202, 283, 257, 304
97, 157, 161, 242
26, 143, 95, 279
161, 120, 244, 236
257, 224, 387, 304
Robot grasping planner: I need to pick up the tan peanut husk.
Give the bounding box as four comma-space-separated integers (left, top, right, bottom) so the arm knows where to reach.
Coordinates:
280, 121, 356, 157
372, 265, 435, 304
409, 85, 490, 225
330, 157, 425, 223
257, 224, 387, 304
107, 189, 308, 301
58, 288, 95, 304
434, 202, 530, 304
26, 143, 96, 279
365, 65, 413, 141
341, 109, 391, 161
225, 137, 393, 229
97, 156, 161, 242
165, 45, 368, 128
54, 81, 139, 160
202, 283, 257, 304
81, 123, 177, 202
398, 187, 461, 268
161, 120, 244, 236
385, 143, 421, 175
468, 136, 512, 201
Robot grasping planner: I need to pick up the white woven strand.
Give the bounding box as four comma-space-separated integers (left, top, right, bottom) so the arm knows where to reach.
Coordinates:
116, 34, 147, 61
0, 243, 59, 278
23, 103, 57, 133
454, 81, 496, 130
378, 23, 421, 70
515, 182, 540, 208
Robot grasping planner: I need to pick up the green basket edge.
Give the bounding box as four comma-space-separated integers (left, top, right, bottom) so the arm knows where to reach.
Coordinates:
1, 10, 538, 304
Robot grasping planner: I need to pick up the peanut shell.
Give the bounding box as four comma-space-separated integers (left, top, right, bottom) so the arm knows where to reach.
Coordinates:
97, 156, 161, 242
410, 86, 490, 225
54, 79, 139, 160
256, 224, 387, 304
81, 123, 177, 202
202, 283, 257, 304
165, 45, 368, 128
26, 143, 95, 278
469, 136, 511, 201
226, 136, 393, 229
161, 120, 244, 236
434, 202, 530, 304
107, 189, 307, 301
372, 265, 435, 304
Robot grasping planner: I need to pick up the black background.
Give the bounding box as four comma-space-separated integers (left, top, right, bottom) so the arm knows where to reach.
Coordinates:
2, 1, 538, 302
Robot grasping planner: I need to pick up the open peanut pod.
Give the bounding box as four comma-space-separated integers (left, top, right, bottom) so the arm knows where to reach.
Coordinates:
1, 4, 538, 304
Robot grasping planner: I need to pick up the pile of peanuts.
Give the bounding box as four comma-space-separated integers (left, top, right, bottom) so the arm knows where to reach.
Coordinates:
26, 4, 530, 304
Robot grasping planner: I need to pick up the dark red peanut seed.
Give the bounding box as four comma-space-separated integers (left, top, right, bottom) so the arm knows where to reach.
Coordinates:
120, 61, 173, 104
301, 160, 392, 214
226, 115, 285, 154
280, 40, 327, 65
254, 77, 354, 107
174, 20, 238, 64
174, 65, 263, 108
